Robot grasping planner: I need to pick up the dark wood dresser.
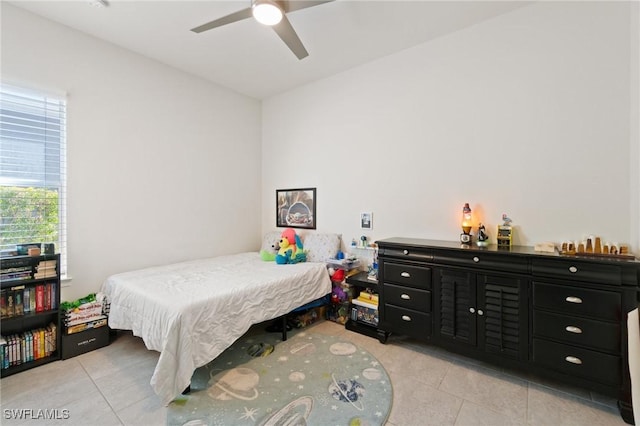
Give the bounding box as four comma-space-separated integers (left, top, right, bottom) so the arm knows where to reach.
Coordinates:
376, 238, 640, 424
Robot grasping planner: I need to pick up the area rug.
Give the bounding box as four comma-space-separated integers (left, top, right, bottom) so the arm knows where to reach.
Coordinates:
167, 330, 392, 426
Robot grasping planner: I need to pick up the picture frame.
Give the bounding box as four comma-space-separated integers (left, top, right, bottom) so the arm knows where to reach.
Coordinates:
276, 188, 316, 229
360, 212, 373, 230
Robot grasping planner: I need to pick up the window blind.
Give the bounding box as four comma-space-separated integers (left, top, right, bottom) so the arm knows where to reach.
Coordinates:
0, 84, 67, 275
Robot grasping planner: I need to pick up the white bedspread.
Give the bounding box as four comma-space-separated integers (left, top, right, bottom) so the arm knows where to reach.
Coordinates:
101, 252, 331, 405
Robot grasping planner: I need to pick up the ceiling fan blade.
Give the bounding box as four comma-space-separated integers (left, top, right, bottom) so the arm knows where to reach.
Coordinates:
284, 0, 334, 13
190, 7, 253, 33
272, 14, 309, 59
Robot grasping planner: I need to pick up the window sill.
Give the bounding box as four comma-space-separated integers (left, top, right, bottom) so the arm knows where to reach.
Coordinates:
61, 275, 72, 287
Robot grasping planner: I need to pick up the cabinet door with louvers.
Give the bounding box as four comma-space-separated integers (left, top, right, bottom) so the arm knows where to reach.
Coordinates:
477, 274, 528, 361
434, 268, 477, 347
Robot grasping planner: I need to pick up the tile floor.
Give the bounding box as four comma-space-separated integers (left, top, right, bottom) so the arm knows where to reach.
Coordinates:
0, 319, 629, 425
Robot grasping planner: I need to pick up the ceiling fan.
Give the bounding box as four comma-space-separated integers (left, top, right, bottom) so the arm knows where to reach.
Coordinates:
191, 0, 333, 60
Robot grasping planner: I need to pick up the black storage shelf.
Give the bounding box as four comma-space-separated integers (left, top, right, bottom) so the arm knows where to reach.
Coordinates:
345, 272, 387, 341
1, 254, 61, 378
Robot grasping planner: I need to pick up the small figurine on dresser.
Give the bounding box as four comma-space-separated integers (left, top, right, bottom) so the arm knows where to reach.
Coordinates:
477, 223, 489, 247
497, 213, 513, 248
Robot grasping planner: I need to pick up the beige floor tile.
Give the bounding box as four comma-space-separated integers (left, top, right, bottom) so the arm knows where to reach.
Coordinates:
0, 358, 88, 404
439, 362, 528, 422
1, 368, 100, 411
3, 389, 122, 426
116, 393, 167, 426
388, 374, 463, 426
454, 400, 527, 426
527, 382, 626, 426
76, 333, 159, 381
93, 361, 159, 411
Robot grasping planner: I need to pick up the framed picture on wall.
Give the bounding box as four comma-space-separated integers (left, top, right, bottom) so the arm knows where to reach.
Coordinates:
360, 212, 372, 229
276, 188, 316, 229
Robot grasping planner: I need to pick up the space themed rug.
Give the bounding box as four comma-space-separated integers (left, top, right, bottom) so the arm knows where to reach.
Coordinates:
166, 330, 392, 426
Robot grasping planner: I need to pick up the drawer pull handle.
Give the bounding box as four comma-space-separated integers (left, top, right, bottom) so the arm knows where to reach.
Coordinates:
477, 309, 484, 316
565, 356, 582, 365
401, 315, 412, 322
403, 250, 409, 255
401, 272, 411, 278
565, 296, 583, 304
469, 307, 476, 314
569, 266, 578, 273
401, 294, 411, 300
565, 326, 583, 334
473, 256, 480, 263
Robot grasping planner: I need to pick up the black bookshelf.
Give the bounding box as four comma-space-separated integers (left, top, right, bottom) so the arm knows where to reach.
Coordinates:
1, 254, 61, 377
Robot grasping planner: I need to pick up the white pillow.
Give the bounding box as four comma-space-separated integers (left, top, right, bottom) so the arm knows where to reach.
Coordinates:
261, 231, 282, 252
304, 233, 342, 263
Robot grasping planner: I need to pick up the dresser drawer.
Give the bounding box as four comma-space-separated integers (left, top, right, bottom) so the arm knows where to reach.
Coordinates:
384, 304, 431, 340
433, 250, 527, 274
379, 246, 433, 262
532, 338, 621, 386
384, 283, 431, 312
533, 282, 621, 321
532, 259, 621, 285
533, 310, 620, 354
382, 262, 431, 289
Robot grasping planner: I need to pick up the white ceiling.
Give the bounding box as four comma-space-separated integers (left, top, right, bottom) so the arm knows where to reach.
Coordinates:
7, 0, 532, 99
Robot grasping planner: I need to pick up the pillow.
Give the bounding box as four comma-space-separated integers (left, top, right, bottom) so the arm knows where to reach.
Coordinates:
304, 233, 342, 263
261, 231, 282, 252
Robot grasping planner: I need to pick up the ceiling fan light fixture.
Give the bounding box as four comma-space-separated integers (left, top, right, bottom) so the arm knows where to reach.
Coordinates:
252, 0, 283, 26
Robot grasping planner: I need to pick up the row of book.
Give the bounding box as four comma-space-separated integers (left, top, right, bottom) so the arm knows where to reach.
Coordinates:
0, 259, 57, 283
0, 283, 58, 319
1, 265, 32, 282
0, 323, 58, 370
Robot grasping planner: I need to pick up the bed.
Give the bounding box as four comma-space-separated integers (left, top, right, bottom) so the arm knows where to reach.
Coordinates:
101, 233, 339, 406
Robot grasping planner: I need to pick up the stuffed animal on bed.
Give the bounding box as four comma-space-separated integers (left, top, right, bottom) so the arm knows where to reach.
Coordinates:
260, 240, 279, 261
275, 228, 307, 264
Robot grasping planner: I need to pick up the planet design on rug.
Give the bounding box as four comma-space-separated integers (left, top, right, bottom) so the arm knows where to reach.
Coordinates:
289, 341, 316, 355
181, 420, 207, 426
328, 373, 365, 411
329, 341, 357, 356
207, 367, 260, 401
261, 395, 313, 426
288, 371, 306, 382
362, 367, 382, 380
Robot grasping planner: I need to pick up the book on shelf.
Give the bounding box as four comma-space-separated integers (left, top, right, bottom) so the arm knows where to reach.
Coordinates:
6, 289, 15, 318
35, 284, 45, 313
34, 270, 57, 279
1, 271, 32, 282
356, 292, 379, 305
34, 259, 57, 279
0, 289, 6, 318
65, 316, 108, 335
351, 298, 378, 310
13, 286, 24, 316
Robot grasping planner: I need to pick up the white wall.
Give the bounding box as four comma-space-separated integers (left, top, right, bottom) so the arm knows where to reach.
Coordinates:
262, 1, 640, 256
1, 4, 263, 300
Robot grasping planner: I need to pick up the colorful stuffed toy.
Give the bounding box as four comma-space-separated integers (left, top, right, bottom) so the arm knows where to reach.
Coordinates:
275, 228, 307, 264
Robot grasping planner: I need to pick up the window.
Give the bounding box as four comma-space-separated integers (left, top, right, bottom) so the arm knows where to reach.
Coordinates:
0, 84, 67, 275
